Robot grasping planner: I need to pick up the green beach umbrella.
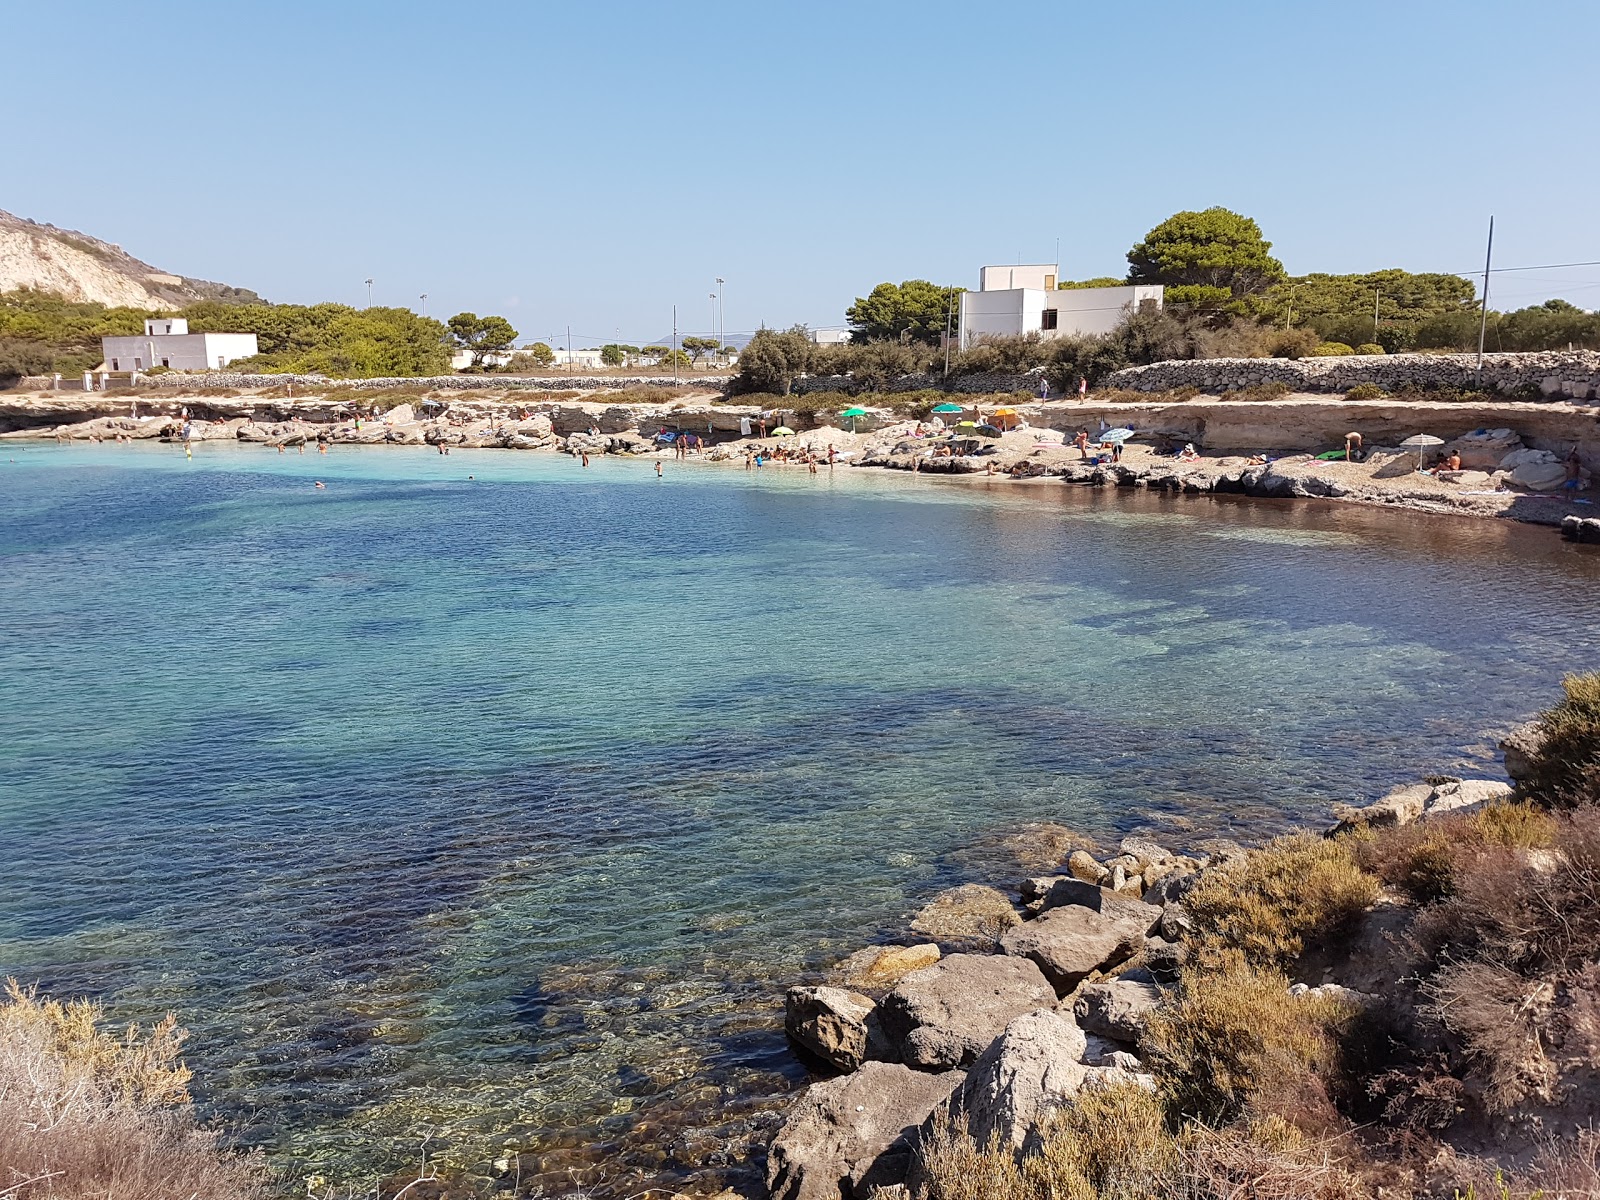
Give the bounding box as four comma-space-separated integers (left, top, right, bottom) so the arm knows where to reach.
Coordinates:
841, 407, 869, 418
954, 420, 978, 429
931, 402, 963, 414
772, 426, 795, 437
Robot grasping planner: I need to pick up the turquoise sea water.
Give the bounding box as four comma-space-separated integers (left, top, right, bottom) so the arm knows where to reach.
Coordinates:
3, 441, 1599, 1195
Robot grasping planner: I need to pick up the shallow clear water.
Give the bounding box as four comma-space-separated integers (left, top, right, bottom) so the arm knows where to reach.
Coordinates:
2, 441, 1598, 1195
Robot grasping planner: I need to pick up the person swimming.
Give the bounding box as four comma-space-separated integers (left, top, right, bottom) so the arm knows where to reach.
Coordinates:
314, 481, 326, 489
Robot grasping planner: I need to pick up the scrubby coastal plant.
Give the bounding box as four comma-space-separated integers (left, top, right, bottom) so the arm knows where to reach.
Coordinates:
1515, 671, 1600, 810
0, 980, 264, 1200
1308, 342, 1355, 357
1344, 383, 1386, 401
1183, 834, 1378, 969
1353, 343, 1385, 355
1356, 801, 1554, 904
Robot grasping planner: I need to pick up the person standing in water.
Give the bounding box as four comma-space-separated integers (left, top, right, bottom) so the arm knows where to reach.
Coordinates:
656, 461, 663, 477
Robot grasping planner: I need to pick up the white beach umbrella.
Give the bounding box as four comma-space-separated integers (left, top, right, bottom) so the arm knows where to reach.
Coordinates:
1399, 433, 1445, 468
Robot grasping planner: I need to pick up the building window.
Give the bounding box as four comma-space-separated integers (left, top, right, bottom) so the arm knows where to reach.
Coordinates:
161, 357, 170, 368
134, 358, 142, 370
111, 359, 119, 370
1041, 309, 1058, 331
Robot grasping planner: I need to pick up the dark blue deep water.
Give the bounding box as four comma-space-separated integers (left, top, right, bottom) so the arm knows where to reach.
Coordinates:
3, 441, 1598, 1194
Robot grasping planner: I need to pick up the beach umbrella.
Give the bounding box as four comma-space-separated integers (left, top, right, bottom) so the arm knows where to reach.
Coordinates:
772, 426, 795, 437
1099, 427, 1135, 444
976, 424, 1003, 438
931, 402, 963, 414
1400, 433, 1445, 469
841, 405, 868, 432
421, 398, 441, 409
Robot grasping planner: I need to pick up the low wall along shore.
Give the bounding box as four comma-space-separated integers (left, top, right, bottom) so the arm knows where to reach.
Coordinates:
1103, 349, 1600, 400
16, 372, 733, 393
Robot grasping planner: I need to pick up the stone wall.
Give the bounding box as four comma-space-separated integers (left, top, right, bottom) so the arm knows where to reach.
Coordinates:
1104, 350, 1600, 401
18, 372, 731, 393
790, 371, 1037, 397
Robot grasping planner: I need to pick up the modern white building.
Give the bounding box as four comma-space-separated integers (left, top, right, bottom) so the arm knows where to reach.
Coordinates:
101, 318, 259, 372
810, 328, 852, 346
957, 265, 1163, 350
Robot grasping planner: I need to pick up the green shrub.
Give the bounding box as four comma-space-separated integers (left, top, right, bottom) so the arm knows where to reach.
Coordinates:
1344, 383, 1386, 401
1515, 672, 1600, 810
1267, 327, 1320, 360
1309, 342, 1355, 357
1353, 343, 1385, 355
1185, 833, 1379, 969
1145, 959, 1360, 1125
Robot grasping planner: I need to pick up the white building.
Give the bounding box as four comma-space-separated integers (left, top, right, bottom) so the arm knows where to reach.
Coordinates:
957, 265, 1163, 350
810, 328, 852, 346
101, 318, 259, 372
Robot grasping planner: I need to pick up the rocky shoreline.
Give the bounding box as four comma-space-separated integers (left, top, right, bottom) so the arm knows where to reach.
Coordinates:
759, 712, 1597, 1200
7, 388, 1600, 533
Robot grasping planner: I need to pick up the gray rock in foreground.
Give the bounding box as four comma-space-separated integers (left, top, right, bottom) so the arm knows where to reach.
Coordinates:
1001, 903, 1158, 993
765, 1061, 963, 1200
939, 1008, 1088, 1149
1072, 974, 1163, 1044
875, 954, 1056, 1070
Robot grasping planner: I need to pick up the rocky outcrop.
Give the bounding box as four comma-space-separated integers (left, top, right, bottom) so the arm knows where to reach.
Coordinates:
938, 1009, 1088, 1149
875, 955, 1056, 1071
1330, 778, 1513, 834
786, 987, 879, 1073
765, 1061, 964, 1200
1501, 722, 1546, 781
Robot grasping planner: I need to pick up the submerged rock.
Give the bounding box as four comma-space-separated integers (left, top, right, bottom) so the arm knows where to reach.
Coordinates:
837, 944, 941, 991
765, 1061, 963, 1200
909, 885, 1021, 947
876, 954, 1056, 1071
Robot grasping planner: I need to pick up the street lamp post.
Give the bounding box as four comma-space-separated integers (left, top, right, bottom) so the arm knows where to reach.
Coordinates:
715, 277, 724, 364
419, 293, 428, 317
364, 278, 374, 309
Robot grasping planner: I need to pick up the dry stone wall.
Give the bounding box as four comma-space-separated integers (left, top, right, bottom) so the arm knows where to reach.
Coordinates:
20, 372, 732, 393
1104, 351, 1600, 401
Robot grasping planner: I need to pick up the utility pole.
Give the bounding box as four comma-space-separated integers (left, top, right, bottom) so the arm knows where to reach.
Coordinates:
943, 293, 954, 379
672, 305, 679, 386
715, 277, 725, 364
1373, 289, 1380, 347
1476, 216, 1495, 382
567, 325, 573, 375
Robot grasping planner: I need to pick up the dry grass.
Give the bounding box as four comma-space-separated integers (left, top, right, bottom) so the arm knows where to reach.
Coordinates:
914, 1085, 1369, 1200
1145, 959, 1360, 1126
1184, 834, 1378, 970
0, 980, 264, 1200
1356, 802, 1556, 904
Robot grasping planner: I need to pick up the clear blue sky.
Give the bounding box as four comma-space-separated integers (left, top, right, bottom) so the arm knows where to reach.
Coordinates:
7, 0, 1597, 345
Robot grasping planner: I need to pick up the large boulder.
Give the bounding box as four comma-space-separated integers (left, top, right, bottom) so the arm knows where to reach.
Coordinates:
1501, 722, 1546, 783
939, 1009, 1088, 1149
1035, 878, 1164, 932
1425, 778, 1513, 817
837, 944, 941, 992
765, 1061, 964, 1200
876, 954, 1056, 1071
1071, 972, 1163, 1044
786, 986, 877, 1073
909, 885, 1021, 947
1329, 782, 1433, 834
1000, 903, 1157, 994
1445, 427, 1522, 470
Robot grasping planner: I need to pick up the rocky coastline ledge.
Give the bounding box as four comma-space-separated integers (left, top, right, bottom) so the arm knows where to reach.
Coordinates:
5, 388, 1600, 531
761, 689, 1600, 1200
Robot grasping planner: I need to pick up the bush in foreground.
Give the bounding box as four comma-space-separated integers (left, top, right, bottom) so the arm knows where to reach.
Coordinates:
1515, 671, 1600, 810
0, 980, 263, 1200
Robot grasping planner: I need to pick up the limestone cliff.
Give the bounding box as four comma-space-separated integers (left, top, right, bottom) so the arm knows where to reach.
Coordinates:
0, 209, 259, 309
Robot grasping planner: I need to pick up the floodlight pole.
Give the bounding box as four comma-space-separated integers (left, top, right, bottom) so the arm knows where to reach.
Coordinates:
1476, 216, 1495, 383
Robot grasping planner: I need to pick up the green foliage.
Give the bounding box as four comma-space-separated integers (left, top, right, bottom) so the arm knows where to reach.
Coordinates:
0, 288, 148, 375
732, 326, 816, 395
846, 279, 962, 345
524, 342, 556, 366
1185, 833, 1379, 970
1344, 383, 1386, 401
600, 342, 635, 366
1219, 381, 1294, 401
1127, 207, 1286, 301
1267, 327, 1320, 359
1354, 343, 1385, 355
680, 335, 719, 363
181, 300, 451, 376
0, 337, 57, 385
1057, 276, 1126, 290
1515, 672, 1600, 810
1264, 269, 1476, 352
1309, 342, 1355, 357
1165, 284, 1236, 312
446, 312, 518, 369
1041, 308, 1199, 391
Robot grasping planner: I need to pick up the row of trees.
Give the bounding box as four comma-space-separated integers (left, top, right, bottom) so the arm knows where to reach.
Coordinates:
835, 207, 1597, 374
0, 289, 534, 379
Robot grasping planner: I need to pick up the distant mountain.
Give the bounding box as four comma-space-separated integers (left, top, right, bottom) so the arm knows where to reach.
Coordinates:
0, 209, 261, 309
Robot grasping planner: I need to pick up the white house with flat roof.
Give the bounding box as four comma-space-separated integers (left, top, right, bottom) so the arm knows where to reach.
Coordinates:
101, 318, 258, 372
958, 265, 1163, 350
